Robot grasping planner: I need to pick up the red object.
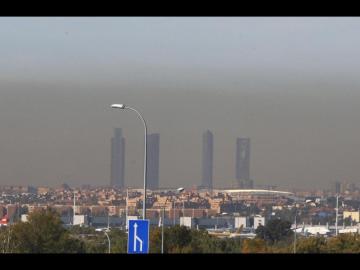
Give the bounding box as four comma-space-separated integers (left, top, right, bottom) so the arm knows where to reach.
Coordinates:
0, 215, 8, 224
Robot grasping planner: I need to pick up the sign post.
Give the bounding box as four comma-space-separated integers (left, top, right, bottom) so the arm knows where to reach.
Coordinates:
127, 219, 149, 254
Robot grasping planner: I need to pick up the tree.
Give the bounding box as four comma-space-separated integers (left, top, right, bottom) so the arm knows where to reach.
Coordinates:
149, 225, 193, 253
149, 226, 163, 253
108, 228, 127, 253
9, 209, 85, 253
255, 218, 293, 245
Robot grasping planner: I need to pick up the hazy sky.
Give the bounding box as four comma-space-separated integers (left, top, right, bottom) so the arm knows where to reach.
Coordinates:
1, 17, 360, 190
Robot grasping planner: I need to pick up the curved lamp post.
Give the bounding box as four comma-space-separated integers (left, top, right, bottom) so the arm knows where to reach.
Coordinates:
111, 104, 148, 220
104, 230, 111, 254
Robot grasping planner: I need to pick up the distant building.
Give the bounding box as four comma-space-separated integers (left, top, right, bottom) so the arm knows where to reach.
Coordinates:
253, 216, 265, 229
37, 186, 51, 195
111, 128, 125, 188
147, 133, 160, 190
180, 217, 194, 228
201, 130, 213, 189
73, 215, 88, 226
335, 181, 341, 194
6, 204, 20, 223
235, 216, 250, 229
0, 206, 6, 219
343, 211, 360, 223
235, 138, 252, 188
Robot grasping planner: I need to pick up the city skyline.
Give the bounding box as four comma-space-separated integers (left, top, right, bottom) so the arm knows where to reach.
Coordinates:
2, 18, 360, 189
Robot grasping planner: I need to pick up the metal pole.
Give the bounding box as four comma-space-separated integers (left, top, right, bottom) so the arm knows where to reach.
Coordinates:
294, 211, 297, 254
126, 188, 128, 231
161, 197, 169, 254
335, 195, 339, 236
126, 107, 147, 220
161, 206, 165, 254
104, 231, 111, 254
73, 192, 76, 225
182, 201, 185, 217
173, 200, 175, 226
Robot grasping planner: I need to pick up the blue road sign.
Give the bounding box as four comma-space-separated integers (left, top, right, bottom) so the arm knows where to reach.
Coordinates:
128, 219, 149, 254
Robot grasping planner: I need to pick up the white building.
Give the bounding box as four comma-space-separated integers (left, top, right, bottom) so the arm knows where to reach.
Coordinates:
235, 217, 250, 229
253, 216, 265, 229
180, 217, 194, 228
73, 215, 88, 226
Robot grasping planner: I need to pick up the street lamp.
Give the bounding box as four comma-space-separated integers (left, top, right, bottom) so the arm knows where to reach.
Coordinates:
104, 229, 111, 254
335, 194, 339, 236
161, 187, 184, 254
111, 104, 148, 220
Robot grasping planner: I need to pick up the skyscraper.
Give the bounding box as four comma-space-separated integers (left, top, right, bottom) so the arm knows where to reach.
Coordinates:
236, 138, 252, 188
201, 130, 213, 189
147, 133, 160, 190
335, 181, 341, 194
110, 128, 125, 188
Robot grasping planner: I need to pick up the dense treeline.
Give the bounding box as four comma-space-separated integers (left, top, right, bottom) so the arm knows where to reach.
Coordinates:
0, 209, 360, 253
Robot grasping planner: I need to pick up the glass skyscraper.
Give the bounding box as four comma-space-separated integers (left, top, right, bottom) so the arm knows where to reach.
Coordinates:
236, 138, 252, 188
201, 130, 213, 189
147, 133, 160, 190
110, 128, 125, 188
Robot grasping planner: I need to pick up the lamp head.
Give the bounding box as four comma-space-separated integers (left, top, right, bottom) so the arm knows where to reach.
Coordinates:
177, 187, 185, 193
111, 104, 126, 109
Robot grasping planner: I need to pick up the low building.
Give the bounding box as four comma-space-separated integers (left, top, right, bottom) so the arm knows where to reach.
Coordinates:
73, 215, 88, 226
235, 216, 250, 229
343, 211, 360, 223
220, 189, 294, 206
253, 216, 265, 229
180, 217, 194, 228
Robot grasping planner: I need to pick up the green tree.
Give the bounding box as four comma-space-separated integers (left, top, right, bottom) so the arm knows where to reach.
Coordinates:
149, 226, 162, 253
108, 228, 127, 253
9, 209, 85, 253
149, 225, 193, 253
255, 218, 293, 245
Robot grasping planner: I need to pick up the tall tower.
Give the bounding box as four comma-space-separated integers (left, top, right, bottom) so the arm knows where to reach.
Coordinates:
111, 128, 125, 188
147, 133, 160, 190
201, 130, 213, 189
236, 138, 251, 188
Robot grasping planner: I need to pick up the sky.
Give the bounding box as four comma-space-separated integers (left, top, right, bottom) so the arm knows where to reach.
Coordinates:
1, 17, 360, 190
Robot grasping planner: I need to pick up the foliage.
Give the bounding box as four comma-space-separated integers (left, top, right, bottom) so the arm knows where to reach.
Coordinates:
8, 209, 85, 253
325, 234, 360, 253
241, 238, 267, 253
3, 210, 360, 254
255, 218, 293, 245
149, 225, 242, 253
295, 236, 327, 253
